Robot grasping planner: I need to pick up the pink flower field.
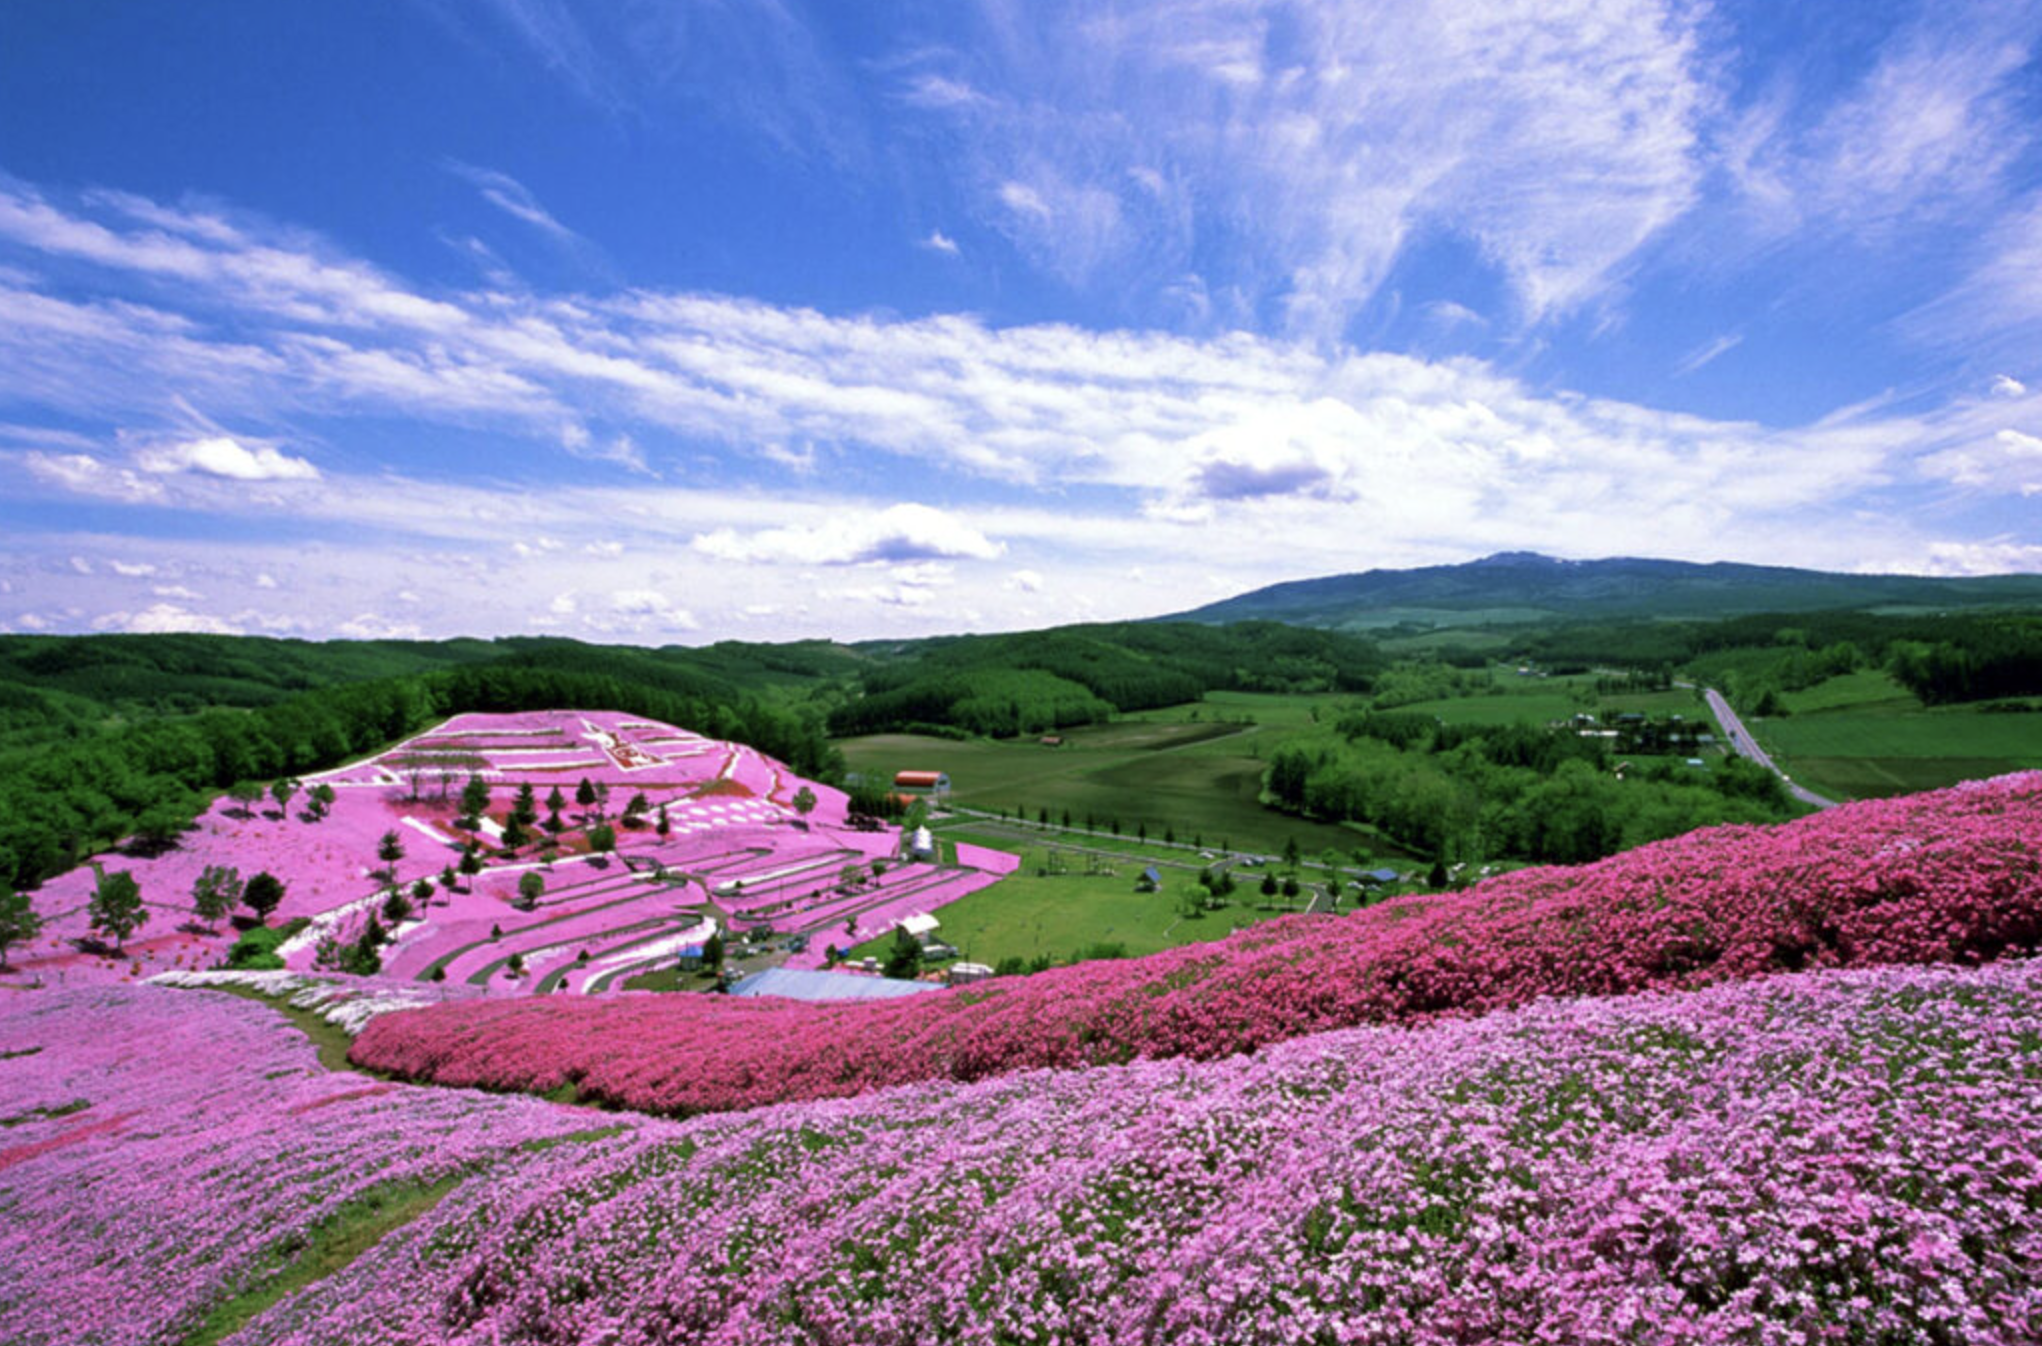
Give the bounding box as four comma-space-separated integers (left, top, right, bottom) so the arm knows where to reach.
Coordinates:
6, 710, 1008, 996
353, 771, 2042, 1116
7, 959, 2041, 1344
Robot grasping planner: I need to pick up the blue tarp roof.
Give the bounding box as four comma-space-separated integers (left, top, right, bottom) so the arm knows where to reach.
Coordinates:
728, 967, 940, 1002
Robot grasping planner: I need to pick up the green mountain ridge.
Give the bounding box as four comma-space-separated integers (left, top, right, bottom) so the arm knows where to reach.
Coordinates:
1163, 552, 2042, 630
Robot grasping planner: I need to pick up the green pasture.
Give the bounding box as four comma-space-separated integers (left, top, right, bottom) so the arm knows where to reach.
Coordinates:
1390, 668, 1701, 727
1746, 671, 2042, 798
846, 845, 1316, 968
837, 710, 1385, 857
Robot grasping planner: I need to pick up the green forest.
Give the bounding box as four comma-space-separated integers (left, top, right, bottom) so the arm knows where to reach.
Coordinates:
830, 621, 1385, 736
0, 637, 845, 890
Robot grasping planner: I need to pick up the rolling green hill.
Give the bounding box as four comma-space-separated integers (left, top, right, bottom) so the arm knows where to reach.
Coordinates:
1165, 552, 2042, 631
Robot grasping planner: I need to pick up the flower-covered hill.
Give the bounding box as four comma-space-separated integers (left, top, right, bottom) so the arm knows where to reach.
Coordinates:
10, 709, 1010, 994
354, 772, 2042, 1116
9, 962, 2042, 1344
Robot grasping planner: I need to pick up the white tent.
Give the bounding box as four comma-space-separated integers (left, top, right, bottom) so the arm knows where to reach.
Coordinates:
899, 912, 941, 939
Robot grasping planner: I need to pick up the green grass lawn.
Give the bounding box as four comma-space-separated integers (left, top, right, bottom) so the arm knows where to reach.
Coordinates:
1745, 671, 2042, 798
845, 846, 1316, 968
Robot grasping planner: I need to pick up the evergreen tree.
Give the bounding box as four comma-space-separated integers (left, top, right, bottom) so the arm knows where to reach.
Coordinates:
882, 926, 922, 980
513, 782, 538, 826
376, 829, 405, 887
459, 773, 491, 828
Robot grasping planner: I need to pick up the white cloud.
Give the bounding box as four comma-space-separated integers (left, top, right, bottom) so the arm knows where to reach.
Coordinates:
337, 613, 426, 640
1734, 12, 2038, 239
255, 572, 279, 589
108, 560, 158, 577
1007, 568, 1044, 592
693, 503, 1004, 565
96, 602, 243, 635
1994, 374, 2028, 397
1674, 333, 1743, 376
921, 229, 961, 256
25, 452, 163, 502
922, 0, 1711, 328
135, 435, 319, 481
446, 161, 584, 246
151, 584, 202, 601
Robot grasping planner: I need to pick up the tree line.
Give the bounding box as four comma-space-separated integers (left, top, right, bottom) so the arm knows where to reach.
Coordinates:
0, 661, 838, 891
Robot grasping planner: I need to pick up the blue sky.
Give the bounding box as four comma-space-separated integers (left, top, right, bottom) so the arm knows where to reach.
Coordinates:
1, 0, 2039, 643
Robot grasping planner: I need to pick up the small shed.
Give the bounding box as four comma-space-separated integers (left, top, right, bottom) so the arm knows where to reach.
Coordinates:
899, 912, 941, 941
1356, 867, 1401, 886
909, 825, 935, 859
948, 961, 994, 985
893, 770, 951, 795
1137, 865, 1162, 892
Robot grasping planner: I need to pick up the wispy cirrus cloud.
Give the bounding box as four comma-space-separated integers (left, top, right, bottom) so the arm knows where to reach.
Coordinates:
897, 0, 1713, 332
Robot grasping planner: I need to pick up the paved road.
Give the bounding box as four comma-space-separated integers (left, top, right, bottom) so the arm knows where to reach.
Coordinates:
1702, 687, 1837, 810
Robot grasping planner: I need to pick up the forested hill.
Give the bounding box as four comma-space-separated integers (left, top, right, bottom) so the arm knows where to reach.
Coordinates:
1165, 552, 2042, 631
830, 621, 1383, 737
0, 634, 858, 889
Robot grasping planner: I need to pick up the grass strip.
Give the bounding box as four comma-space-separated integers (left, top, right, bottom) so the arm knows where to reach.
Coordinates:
197, 983, 376, 1076
177, 1175, 461, 1346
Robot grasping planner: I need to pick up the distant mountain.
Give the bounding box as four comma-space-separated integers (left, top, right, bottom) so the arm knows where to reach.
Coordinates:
1163, 553, 2042, 630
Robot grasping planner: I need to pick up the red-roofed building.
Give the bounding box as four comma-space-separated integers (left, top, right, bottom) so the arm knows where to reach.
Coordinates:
893, 770, 950, 796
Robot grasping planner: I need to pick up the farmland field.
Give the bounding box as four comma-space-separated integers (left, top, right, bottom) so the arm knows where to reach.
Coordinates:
837, 711, 1379, 857
1744, 671, 2042, 798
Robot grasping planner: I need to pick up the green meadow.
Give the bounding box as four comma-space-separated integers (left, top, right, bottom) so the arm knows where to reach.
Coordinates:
837, 708, 1388, 858
1745, 671, 2042, 799
847, 830, 1324, 968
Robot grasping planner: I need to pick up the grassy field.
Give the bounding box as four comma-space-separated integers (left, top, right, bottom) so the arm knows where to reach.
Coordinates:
1392, 669, 1705, 726
1746, 671, 2042, 798
846, 837, 1318, 968
838, 709, 1390, 858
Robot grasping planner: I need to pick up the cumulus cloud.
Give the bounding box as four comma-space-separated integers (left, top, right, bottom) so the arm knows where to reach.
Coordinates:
693, 503, 1004, 565
336, 613, 425, 640
1994, 374, 2028, 397
135, 435, 319, 481
108, 560, 158, 577
921, 229, 961, 255
96, 602, 243, 635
